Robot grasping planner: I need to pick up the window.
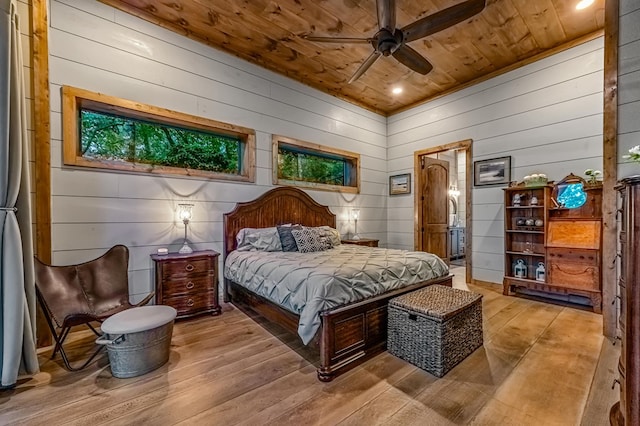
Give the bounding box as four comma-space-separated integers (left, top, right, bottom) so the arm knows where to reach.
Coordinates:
62, 86, 255, 182
272, 135, 360, 193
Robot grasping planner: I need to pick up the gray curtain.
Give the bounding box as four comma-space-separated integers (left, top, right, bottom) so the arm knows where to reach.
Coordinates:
0, 0, 39, 388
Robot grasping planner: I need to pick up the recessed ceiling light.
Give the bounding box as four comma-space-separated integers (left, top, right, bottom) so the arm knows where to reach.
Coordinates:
392, 87, 403, 95
576, 0, 594, 10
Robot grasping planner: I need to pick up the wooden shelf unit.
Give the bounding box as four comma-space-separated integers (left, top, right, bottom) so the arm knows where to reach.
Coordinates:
503, 185, 551, 289
502, 178, 603, 313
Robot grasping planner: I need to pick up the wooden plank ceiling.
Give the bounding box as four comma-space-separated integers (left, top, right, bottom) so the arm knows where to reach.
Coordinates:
98, 0, 605, 115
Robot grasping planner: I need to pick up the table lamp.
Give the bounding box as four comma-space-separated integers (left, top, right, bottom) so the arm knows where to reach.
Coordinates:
178, 203, 194, 254
351, 208, 361, 240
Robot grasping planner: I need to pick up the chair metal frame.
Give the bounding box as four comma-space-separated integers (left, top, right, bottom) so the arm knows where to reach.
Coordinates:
34, 245, 154, 371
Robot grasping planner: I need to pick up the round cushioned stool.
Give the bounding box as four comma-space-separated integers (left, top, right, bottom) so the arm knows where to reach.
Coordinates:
98, 305, 177, 378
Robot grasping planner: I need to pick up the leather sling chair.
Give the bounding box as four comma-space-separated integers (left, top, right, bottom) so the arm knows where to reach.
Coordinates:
34, 245, 154, 371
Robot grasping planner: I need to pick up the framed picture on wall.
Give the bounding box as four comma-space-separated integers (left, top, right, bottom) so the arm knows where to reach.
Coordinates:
390, 173, 411, 195
474, 156, 511, 186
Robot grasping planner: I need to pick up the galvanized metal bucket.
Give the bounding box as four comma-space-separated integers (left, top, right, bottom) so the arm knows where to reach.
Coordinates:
97, 305, 177, 378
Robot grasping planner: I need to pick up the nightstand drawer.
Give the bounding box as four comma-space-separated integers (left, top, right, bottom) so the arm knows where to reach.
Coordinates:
161, 258, 212, 279
341, 239, 379, 247
162, 276, 214, 298
164, 291, 216, 317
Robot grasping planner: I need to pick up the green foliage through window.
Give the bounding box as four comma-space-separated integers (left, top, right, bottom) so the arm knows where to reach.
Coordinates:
80, 109, 241, 174
273, 136, 359, 193
278, 145, 347, 186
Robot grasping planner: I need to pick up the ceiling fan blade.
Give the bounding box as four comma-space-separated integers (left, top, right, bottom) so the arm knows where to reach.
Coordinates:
376, 0, 396, 31
348, 51, 382, 84
304, 36, 373, 44
392, 45, 433, 75
402, 0, 486, 43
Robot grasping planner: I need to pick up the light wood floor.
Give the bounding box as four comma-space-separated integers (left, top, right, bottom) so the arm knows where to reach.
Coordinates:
1, 270, 620, 425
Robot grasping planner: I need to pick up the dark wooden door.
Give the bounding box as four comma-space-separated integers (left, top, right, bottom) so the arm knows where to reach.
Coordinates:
420, 157, 450, 263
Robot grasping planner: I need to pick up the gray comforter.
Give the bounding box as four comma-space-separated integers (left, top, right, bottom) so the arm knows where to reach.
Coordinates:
224, 245, 449, 344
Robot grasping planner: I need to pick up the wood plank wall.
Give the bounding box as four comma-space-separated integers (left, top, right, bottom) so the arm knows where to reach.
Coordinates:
387, 38, 605, 285
617, 1, 640, 178
47, 0, 388, 302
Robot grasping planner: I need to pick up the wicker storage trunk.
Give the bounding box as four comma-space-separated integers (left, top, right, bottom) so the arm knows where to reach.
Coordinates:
387, 285, 483, 377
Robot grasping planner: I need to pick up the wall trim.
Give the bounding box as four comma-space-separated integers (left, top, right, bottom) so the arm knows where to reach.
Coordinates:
32, 0, 51, 264
601, 0, 619, 339
32, 0, 52, 347
471, 279, 500, 288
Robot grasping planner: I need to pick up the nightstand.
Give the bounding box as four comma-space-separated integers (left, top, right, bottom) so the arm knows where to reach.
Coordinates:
150, 250, 220, 318
341, 238, 379, 247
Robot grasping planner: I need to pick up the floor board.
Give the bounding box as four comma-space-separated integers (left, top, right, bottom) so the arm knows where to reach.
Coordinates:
0, 272, 614, 426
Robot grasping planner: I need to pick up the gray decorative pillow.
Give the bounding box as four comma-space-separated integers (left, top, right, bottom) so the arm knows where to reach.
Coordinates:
277, 225, 300, 252
236, 227, 282, 252
291, 227, 332, 253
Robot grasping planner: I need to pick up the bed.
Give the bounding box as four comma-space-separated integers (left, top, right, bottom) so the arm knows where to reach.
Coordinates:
223, 187, 453, 381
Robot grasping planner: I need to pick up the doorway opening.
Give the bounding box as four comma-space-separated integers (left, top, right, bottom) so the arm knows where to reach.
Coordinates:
414, 139, 472, 284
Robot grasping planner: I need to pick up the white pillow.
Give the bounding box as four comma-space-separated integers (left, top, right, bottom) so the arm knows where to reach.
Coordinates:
236, 227, 282, 252
318, 226, 341, 246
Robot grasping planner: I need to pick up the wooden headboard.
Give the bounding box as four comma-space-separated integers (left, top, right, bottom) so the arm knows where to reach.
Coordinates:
223, 187, 336, 257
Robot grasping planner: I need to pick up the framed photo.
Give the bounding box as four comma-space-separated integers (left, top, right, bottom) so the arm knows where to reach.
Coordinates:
389, 173, 411, 195
474, 156, 511, 187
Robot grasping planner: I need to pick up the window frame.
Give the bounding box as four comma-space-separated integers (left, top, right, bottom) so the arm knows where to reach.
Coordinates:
62, 86, 256, 182
272, 135, 360, 194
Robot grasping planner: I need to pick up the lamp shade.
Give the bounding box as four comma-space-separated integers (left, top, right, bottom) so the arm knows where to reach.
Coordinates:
351, 209, 360, 220
178, 204, 193, 222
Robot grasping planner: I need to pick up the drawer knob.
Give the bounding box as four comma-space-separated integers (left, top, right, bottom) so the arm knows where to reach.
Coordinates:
186, 281, 195, 290
187, 298, 194, 307
612, 378, 620, 389
185, 264, 195, 272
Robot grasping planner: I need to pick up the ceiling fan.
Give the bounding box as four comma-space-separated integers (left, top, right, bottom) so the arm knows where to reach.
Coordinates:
304, 0, 486, 84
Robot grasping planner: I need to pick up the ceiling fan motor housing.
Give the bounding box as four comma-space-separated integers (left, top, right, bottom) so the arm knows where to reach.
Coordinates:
374, 28, 403, 56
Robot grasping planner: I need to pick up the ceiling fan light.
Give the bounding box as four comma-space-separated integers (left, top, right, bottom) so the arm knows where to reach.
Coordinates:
575, 0, 594, 10
392, 87, 403, 95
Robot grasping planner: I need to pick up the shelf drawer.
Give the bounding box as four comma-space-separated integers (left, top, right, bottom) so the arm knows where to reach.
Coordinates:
161, 258, 212, 279
547, 248, 598, 265
162, 276, 214, 298
548, 262, 599, 291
